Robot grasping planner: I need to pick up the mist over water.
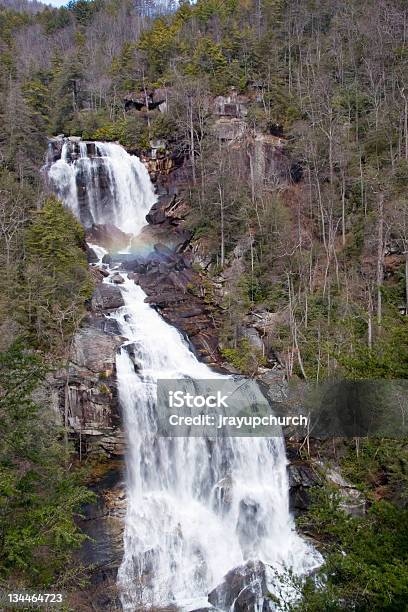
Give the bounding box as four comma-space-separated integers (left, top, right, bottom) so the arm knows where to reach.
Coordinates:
46, 140, 321, 611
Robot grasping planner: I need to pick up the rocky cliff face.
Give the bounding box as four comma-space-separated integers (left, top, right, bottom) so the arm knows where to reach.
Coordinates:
52, 276, 125, 458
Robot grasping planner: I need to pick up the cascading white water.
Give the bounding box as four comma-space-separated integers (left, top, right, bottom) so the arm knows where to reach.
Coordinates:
46, 139, 156, 234
46, 140, 321, 611
112, 278, 321, 610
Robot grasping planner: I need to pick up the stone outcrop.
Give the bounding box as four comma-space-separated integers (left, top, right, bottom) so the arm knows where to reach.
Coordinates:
208, 560, 276, 612
71, 462, 125, 611
286, 441, 366, 518
53, 276, 126, 458
91, 284, 125, 311
288, 462, 323, 516
55, 313, 125, 457
120, 193, 224, 365
86, 223, 132, 252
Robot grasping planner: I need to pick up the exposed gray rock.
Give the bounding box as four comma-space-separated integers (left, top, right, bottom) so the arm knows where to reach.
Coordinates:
213, 117, 247, 141
53, 313, 126, 458
111, 272, 125, 284
85, 223, 132, 252
208, 560, 276, 611
288, 463, 322, 516
71, 326, 123, 373
257, 369, 287, 402
212, 475, 233, 514
324, 464, 366, 517
91, 284, 125, 311
86, 244, 99, 263
240, 326, 264, 352
75, 465, 125, 609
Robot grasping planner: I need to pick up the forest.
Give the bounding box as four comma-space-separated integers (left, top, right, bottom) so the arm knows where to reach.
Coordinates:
0, 0, 407, 609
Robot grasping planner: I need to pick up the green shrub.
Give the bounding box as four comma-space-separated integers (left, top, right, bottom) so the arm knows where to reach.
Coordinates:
0, 344, 94, 586
20, 196, 93, 352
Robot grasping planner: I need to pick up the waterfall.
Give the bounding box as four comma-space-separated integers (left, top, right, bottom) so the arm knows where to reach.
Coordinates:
46, 139, 321, 611
45, 138, 156, 235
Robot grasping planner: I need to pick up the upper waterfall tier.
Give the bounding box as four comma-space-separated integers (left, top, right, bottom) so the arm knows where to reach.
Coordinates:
44, 137, 157, 236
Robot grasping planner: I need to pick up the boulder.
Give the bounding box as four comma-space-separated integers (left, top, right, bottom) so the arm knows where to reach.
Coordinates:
111, 273, 125, 285
240, 326, 264, 352
86, 244, 99, 263
123, 343, 141, 372
146, 200, 167, 224
97, 266, 111, 278
208, 560, 275, 611
121, 255, 147, 273
288, 464, 322, 515
325, 465, 366, 517
91, 284, 125, 311
128, 272, 140, 284
86, 223, 132, 252
236, 497, 267, 557
158, 261, 175, 274
154, 242, 176, 257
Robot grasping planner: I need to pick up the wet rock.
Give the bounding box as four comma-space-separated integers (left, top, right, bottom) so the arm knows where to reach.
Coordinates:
86, 223, 132, 252
86, 244, 99, 263
128, 272, 140, 283
111, 272, 125, 284
123, 343, 141, 372
96, 266, 111, 278
212, 475, 233, 514
102, 253, 112, 265
121, 255, 147, 273
237, 497, 267, 557
208, 560, 275, 611
288, 464, 322, 515
75, 464, 125, 609
191, 608, 222, 612
91, 284, 125, 311
138, 190, 222, 365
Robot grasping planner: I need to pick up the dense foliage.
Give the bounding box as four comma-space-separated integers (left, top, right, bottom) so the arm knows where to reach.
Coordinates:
292, 478, 408, 611
1, 0, 401, 379
0, 344, 93, 588
22, 196, 93, 352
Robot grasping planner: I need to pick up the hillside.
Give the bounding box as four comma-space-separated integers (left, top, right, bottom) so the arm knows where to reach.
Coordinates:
0, 0, 407, 610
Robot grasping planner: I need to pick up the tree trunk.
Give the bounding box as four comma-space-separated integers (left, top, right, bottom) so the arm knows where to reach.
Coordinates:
377, 195, 384, 326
